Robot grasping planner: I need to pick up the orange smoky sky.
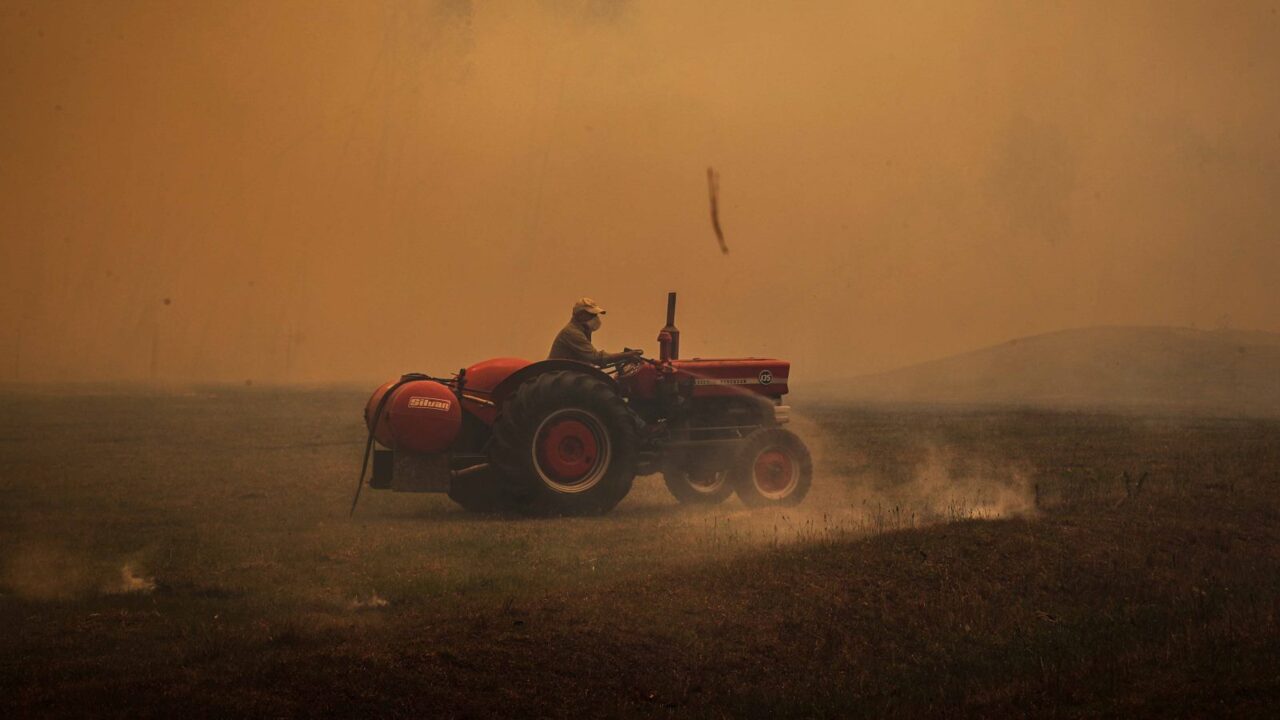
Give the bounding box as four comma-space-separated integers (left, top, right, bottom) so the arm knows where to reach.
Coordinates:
2, 0, 1278, 384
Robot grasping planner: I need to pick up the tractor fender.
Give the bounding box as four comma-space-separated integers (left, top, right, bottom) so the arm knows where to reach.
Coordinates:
491, 359, 616, 407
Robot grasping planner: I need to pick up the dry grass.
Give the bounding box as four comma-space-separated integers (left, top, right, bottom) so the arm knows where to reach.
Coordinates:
1, 388, 1278, 716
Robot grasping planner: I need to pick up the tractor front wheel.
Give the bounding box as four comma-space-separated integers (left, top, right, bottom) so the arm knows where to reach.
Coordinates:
489, 371, 638, 516
730, 427, 812, 508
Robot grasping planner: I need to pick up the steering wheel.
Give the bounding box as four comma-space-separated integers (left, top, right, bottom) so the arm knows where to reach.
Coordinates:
604, 349, 646, 378
613, 359, 645, 379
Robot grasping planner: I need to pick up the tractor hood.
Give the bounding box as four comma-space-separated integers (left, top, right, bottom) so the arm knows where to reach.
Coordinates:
670, 358, 790, 399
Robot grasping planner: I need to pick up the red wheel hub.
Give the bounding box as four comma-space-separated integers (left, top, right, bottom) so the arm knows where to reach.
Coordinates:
753, 449, 795, 494
537, 418, 599, 483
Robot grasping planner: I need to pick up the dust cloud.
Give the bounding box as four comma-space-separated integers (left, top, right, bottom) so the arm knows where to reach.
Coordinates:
349, 592, 390, 611
799, 412, 1036, 521
3, 1, 1279, 385
2, 544, 155, 600
677, 413, 1038, 549
110, 563, 157, 595
2, 545, 92, 601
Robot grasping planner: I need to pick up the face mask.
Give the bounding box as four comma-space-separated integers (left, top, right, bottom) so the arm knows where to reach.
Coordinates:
586, 315, 602, 332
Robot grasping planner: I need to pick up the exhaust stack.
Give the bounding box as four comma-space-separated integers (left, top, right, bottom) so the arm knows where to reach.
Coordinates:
659, 291, 680, 361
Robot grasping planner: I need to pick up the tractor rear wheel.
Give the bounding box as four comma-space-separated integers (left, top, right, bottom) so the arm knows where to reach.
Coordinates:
489, 371, 638, 516
663, 463, 734, 505
731, 427, 812, 508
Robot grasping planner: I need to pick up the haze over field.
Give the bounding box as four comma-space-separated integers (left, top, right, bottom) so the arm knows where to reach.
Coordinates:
822, 326, 1280, 414
3, 1, 1279, 385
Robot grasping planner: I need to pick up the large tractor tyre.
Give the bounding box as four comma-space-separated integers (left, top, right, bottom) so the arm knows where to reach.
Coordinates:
731, 427, 813, 508
447, 469, 517, 514
663, 464, 734, 505
489, 371, 638, 516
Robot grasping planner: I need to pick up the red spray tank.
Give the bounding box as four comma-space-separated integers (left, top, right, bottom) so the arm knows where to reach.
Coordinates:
364, 379, 461, 453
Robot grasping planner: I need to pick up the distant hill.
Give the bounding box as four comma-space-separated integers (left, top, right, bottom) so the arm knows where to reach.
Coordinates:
821, 326, 1280, 414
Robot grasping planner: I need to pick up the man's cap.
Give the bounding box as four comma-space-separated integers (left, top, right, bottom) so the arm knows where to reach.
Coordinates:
573, 297, 606, 315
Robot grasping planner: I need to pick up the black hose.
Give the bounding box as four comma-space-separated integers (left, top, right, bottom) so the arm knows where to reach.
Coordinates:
349, 372, 430, 517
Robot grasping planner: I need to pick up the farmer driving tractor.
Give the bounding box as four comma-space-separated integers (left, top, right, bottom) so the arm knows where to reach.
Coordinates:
548, 297, 644, 366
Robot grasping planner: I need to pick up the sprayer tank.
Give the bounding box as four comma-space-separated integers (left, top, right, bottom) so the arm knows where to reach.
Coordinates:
363, 379, 462, 453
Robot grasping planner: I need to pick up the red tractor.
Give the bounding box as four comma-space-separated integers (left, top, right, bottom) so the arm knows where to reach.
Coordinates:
359, 293, 811, 515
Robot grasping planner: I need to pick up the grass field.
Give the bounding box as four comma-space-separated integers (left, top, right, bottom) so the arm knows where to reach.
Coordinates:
2, 388, 1278, 717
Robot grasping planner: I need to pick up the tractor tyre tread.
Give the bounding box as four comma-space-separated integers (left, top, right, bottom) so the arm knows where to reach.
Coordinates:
489, 370, 637, 516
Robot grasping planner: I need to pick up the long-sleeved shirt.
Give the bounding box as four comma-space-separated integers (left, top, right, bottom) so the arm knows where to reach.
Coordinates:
548, 321, 606, 364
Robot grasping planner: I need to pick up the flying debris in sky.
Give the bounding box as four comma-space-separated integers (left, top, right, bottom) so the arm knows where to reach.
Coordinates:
707, 167, 728, 254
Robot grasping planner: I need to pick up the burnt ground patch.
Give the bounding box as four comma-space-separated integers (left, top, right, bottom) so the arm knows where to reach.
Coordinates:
2, 389, 1278, 717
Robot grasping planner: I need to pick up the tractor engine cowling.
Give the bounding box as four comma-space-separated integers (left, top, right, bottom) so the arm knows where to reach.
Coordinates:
671, 359, 790, 399
364, 379, 461, 453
